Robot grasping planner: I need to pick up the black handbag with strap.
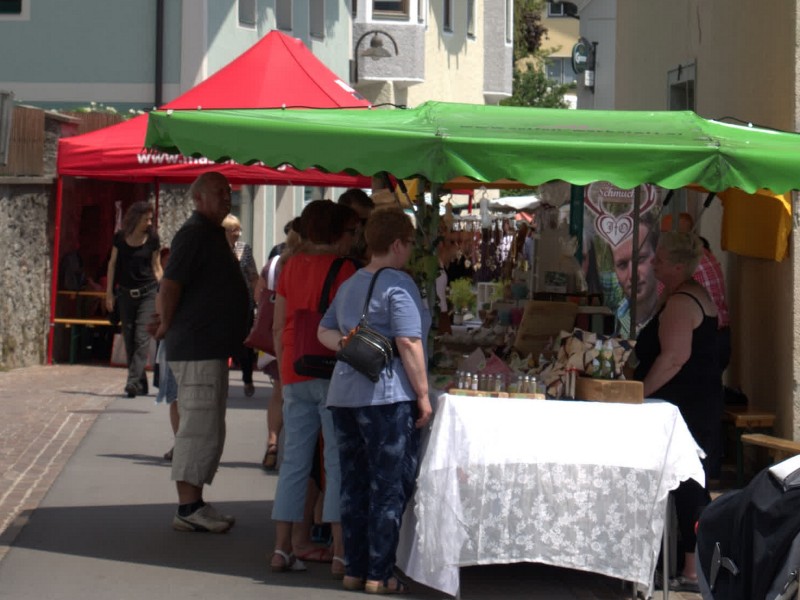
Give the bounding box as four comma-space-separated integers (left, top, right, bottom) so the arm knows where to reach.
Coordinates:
336, 268, 397, 383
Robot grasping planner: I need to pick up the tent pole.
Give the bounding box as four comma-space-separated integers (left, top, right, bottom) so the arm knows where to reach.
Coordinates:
47, 176, 65, 365
629, 186, 641, 336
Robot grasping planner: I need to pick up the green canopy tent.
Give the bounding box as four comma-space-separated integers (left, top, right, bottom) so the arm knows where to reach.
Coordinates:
144, 100, 800, 194
144, 100, 800, 325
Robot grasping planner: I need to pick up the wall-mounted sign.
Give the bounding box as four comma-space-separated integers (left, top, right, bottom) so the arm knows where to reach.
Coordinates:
571, 37, 591, 74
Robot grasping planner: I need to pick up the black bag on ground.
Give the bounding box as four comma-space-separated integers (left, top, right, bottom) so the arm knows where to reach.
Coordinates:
696, 456, 800, 599
336, 268, 395, 383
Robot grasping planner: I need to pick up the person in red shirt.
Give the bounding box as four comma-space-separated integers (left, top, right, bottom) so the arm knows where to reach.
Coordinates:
270, 200, 360, 577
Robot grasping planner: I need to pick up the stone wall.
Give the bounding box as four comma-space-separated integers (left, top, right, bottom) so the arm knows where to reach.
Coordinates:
156, 184, 194, 247
0, 184, 53, 369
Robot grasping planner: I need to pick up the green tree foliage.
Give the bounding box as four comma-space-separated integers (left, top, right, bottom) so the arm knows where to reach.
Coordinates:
501, 63, 570, 109
514, 0, 549, 61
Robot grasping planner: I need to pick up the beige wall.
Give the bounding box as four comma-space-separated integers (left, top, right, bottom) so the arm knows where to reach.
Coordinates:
615, 0, 799, 437
405, 1, 487, 106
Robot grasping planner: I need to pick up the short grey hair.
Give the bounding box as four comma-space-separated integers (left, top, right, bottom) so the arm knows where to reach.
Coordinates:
659, 231, 703, 275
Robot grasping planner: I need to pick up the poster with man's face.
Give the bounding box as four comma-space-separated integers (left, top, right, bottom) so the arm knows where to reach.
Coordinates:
583, 182, 663, 338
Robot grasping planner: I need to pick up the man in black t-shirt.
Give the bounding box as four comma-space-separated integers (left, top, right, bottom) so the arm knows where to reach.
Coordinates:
150, 172, 248, 533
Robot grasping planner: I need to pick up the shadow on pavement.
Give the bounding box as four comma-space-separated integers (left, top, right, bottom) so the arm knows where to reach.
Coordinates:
8, 501, 343, 592
98, 453, 272, 472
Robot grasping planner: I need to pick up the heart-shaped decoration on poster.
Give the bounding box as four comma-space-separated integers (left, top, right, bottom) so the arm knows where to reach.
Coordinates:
596, 214, 634, 247
584, 182, 659, 248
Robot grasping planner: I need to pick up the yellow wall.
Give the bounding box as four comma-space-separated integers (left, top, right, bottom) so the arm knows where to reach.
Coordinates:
615, 0, 799, 437
541, 14, 580, 58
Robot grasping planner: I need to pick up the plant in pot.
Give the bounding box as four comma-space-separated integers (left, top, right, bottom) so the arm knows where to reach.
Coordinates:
448, 278, 476, 325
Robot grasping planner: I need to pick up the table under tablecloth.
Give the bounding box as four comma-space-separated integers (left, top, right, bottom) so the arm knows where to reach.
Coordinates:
396, 395, 706, 597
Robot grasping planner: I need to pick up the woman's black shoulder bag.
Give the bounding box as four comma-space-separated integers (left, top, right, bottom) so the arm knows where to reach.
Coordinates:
335, 268, 397, 382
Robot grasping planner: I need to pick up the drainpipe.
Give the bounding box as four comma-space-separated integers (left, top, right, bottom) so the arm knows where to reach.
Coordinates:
155, 0, 164, 107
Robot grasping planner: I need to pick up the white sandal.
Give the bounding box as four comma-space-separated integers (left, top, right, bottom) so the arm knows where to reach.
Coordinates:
270, 549, 307, 572
331, 555, 346, 579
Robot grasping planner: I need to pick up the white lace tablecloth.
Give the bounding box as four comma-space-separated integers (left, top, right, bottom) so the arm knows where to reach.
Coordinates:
396, 395, 705, 597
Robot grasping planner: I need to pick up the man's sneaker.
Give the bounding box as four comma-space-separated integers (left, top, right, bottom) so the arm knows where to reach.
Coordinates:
204, 503, 236, 526
173, 504, 232, 533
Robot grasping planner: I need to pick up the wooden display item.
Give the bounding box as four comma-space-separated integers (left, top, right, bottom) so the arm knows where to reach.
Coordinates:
448, 389, 546, 400
508, 392, 547, 400
574, 377, 643, 404
513, 300, 578, 357
449, 388, 509, 398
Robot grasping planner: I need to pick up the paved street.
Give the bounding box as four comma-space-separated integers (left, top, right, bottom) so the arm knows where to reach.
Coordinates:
0, 364, 698, 599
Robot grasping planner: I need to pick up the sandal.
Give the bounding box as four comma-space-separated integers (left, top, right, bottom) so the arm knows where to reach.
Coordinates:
270, 549, 307, 573
669, 575, 700, 593
331, 555, 346, 579
364, 576, 410, 595
262, 444, 278, 471
343, 575, 366, 591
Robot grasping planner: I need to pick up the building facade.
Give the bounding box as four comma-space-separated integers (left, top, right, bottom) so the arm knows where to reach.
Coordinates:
351, 0, 513, 107
541, 2, 580, 108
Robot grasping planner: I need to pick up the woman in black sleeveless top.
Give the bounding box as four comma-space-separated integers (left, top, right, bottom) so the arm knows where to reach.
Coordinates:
634, 231, 723, 592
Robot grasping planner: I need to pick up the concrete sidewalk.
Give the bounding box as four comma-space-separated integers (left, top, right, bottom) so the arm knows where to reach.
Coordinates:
0, 365, 695, 599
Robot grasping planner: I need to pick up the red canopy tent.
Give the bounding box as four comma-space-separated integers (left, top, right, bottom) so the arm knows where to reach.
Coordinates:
50, 30, 372, 363
57, 30, 371, 183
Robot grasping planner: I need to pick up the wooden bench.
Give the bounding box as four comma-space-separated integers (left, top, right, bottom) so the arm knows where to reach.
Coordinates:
53, 318, 113, 327
52, 318, 117, 364
723, 407, 776, 487
741, 433, 800, 464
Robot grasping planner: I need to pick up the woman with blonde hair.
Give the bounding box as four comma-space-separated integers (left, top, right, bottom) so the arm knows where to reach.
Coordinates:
222, 214, 259, 396
634, 231, 723, 593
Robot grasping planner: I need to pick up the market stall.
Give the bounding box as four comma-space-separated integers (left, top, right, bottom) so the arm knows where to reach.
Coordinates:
143, 100, 800, 593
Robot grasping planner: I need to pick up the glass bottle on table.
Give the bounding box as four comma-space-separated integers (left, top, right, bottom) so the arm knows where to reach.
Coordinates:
493, 374, 505, 393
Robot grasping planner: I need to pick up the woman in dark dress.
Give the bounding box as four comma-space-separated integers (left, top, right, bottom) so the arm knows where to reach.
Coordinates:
105, 201, 162, 397
634, 231, 722, 593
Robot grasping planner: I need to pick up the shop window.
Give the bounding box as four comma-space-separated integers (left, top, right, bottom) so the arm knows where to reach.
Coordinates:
668, 62, 696, 111
546, 57, 577, 85
0, 0, 28, 19
467, 0, 475, 37
547, 2, 577, 18
310, 0, 324, 38
443, 0, 453, 32
238, 0, 256, 27
373, 0, 409, 19
0, 0, 21, 13
276, 0, 292, 31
